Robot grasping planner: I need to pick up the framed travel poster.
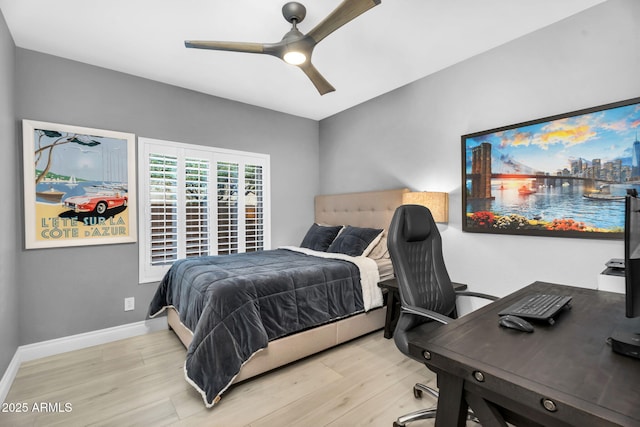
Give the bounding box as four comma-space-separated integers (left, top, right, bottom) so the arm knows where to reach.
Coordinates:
462, 97, 640, 239
23, 120, 137, 249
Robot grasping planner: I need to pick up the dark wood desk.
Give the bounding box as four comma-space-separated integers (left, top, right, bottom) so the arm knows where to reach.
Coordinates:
378, 278, 467, 339
408, 281, 640, 427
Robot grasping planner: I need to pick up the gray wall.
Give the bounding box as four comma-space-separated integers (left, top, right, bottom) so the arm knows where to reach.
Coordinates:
319, 0, 640, 298
0, 10, 18, 375
15, 50, 319, 344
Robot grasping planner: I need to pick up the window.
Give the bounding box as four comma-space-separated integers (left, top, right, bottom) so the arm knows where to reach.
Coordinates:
138, 137, 270, 283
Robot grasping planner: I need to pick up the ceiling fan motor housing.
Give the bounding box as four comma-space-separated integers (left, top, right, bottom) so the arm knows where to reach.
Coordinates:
282, 2, 306, 24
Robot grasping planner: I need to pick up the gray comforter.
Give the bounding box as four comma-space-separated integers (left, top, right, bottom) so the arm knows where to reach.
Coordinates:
148, 248, 368, 407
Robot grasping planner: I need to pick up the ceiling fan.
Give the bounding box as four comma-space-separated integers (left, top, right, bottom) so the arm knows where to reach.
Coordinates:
184, 0, 382, 95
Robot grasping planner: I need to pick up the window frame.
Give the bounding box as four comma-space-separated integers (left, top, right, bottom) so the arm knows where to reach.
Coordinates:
138, 137, 271, 283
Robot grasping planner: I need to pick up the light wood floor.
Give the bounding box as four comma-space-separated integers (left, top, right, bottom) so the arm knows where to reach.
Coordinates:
2, 329, 446, 427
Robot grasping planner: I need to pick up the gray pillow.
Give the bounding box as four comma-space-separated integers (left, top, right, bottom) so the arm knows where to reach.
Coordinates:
300, 223, 343, 251
327, 226, 383, 257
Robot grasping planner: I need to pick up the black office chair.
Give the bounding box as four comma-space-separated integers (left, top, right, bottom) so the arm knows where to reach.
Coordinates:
387, 204, 498, 427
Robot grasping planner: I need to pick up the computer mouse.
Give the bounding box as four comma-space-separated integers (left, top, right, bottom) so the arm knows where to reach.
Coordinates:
499, 315, 534, 333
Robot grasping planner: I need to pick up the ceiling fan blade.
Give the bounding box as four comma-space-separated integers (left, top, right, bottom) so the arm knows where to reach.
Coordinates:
307, 0, 381, 44
299, 62, 335, 95
185, 40, 265, 54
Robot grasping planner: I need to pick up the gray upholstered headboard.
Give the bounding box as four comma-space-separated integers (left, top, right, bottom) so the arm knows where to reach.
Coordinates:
314, 188, 409, 231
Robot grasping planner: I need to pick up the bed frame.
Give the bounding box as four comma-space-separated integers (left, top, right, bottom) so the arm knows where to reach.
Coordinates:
167, 187, 409, 384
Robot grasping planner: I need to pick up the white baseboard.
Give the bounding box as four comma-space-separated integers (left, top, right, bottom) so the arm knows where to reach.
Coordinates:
0, 352, 22, 405
0, 317, 167, 404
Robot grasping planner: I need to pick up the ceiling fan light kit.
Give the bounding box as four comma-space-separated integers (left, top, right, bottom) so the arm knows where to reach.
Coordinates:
184, 0, 382, 95
283, 51, 306, 65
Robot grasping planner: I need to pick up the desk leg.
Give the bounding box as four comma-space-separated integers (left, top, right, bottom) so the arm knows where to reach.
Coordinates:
465, 391, 508, 427
384, 289, 399, 339
434, 371, 468, 427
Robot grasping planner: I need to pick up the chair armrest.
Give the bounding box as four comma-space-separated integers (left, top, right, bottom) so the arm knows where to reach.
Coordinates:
401, 305, 452, 325
455, 291, 499, 302
452, 282, 468, 291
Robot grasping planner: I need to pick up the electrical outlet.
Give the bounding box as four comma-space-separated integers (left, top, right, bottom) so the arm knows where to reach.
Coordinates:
124, 297, 135, 312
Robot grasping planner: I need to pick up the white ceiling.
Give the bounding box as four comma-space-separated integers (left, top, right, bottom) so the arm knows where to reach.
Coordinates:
1, 0, 605, 120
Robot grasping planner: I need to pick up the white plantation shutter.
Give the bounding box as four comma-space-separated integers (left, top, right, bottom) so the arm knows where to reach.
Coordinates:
148, 153, 179, 266
185, 157, 210, 258
245, 164, 264, 252
215, 161, 267, 254
216, 161, 239, 255
139, 138, 270, 283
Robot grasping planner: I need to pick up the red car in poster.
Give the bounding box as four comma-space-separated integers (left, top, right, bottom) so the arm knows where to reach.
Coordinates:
64, 191, 128, 215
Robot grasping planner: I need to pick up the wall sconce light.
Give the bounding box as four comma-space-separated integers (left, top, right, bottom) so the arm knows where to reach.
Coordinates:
402, 191, 449, 223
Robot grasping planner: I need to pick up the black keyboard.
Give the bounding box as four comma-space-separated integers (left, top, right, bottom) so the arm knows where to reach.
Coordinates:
498, 294, 572, 324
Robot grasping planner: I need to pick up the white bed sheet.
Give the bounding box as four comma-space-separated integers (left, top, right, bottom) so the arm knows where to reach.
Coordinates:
279, 246, 383, 311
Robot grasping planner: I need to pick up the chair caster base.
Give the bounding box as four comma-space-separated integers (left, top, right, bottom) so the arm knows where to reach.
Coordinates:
413, 383, 439, 400
393, 407, 437, 427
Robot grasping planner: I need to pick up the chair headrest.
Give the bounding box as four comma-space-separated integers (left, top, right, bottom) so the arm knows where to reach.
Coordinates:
403, 205, 432, 242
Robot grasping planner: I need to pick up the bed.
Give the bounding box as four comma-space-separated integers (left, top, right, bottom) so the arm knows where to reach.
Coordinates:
148, 188, 408, 407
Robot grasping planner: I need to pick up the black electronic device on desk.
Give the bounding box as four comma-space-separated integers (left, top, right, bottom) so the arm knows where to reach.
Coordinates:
606, 258, 625, 270
603, 258, 626, 277
498, 314, 533, 332
498, 293, 572, 325
609, 189, 640, 359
